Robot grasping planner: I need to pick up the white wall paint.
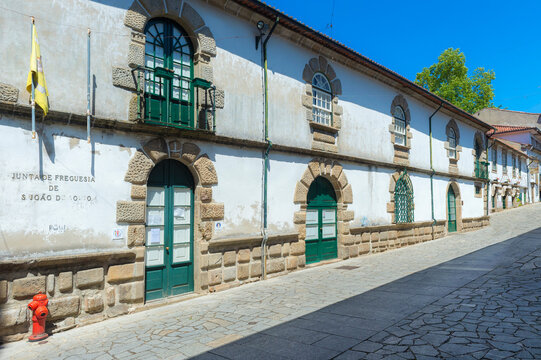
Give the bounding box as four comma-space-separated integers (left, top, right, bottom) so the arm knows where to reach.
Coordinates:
0, 0, 132, 120
0, 0, 490, 258
203, 144, 263, 237
0, 116, 136, 258
345, 165, 393, 226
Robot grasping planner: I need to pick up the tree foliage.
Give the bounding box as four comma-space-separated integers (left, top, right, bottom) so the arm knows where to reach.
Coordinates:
415, 48, 496, 113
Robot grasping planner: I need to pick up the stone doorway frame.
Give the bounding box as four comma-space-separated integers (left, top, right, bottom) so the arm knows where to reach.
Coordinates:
293, 158, 354, 260
116, 138, 223, 297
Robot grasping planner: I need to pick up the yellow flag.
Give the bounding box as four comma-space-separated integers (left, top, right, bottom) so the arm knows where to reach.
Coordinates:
26, 22, 49, 116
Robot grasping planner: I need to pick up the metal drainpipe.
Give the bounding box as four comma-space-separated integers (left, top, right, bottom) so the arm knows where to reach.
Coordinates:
260, 17, 279, 280
485, 133, 495, 215
527, 156, 534, 203
429, 103, 443, 239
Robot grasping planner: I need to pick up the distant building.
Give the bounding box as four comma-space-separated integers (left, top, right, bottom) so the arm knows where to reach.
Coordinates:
487, 137, 531, 211
478, 108, 541, 204
477, 108, 541, 128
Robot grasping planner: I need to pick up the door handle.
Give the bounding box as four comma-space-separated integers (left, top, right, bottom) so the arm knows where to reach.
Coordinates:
166, 247, 170, 251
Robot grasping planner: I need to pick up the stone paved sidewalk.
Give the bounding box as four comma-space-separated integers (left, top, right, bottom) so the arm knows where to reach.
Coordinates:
1, 204, 540, 359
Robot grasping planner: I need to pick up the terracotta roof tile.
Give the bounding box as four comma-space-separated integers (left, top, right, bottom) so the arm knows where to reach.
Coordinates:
486, 125, 535, 135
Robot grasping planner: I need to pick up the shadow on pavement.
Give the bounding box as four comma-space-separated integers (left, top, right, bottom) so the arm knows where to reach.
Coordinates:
190, 227, 541, 360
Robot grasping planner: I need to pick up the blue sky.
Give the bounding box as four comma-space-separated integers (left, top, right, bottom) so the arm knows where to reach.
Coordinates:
264, 0, 541, 113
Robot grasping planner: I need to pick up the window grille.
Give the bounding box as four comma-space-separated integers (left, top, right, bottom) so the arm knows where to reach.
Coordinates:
312, 73, 332, 126
394, 171, 414, 223
393, 106, 406, 146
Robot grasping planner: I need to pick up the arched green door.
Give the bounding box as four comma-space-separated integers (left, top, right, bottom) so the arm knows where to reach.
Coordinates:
145, 160, 194, 301
306, 177, 337, 264
447, 187, 457, 232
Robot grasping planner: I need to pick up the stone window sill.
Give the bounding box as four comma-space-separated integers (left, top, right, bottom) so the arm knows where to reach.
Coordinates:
309, 121, 339, 134
393, 143, 410, 151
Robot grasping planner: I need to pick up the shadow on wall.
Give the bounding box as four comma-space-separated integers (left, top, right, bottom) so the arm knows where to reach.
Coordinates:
190, 227, 541, 359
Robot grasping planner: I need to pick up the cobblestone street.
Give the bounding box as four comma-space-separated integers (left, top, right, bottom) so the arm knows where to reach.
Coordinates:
2, 204, 540, 360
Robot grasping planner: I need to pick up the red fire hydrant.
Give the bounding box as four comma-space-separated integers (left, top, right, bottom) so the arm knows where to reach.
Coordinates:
27, 293, 49, 342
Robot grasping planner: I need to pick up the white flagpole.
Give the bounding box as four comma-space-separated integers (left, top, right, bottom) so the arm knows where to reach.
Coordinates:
87, 28, 91, 143
31, 16, 36, 139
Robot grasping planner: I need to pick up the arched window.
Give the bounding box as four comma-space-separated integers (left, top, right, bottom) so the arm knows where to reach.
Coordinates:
393, 106, 406, 146
144, 18, 193, 127
448, 127, 457, 159
394, 172, 414, 223
312, 73, 332, 126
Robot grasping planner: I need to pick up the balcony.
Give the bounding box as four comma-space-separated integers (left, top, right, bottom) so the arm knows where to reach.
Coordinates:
133, 67, 216, 131
475, 161, 489, 180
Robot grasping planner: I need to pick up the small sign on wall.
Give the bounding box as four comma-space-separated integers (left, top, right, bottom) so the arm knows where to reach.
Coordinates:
215, 222, 223, 232
112, 228, 124, 240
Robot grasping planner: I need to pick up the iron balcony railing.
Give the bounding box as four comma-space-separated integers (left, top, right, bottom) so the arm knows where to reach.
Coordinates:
132, 66, 216, 132
475, 161, 489, 180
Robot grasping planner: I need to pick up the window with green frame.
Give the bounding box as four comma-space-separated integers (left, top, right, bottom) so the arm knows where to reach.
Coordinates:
394, 172, 414, 223
144, 18, 194, 128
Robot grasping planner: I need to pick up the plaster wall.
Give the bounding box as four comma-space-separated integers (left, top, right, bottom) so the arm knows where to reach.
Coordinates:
456, 179, 485, 218
266, 153, 309, 232
0, 0, 132, 120
344, 165, 394, 226
0, 0, 489, 173
209, 145, 263, 236
426, 113, 481, 176
0, 115, 488, 260
495, 132, 531, 144
0, 115, 136, 259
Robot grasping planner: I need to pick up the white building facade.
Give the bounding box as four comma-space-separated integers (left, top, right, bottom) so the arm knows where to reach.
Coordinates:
478, 108, 541, 203
487, 138, 530, 211
0, 0, 492, 341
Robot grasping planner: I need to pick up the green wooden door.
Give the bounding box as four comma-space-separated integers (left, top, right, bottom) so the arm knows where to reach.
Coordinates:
447, 187, 457, 232
502, 195, 507, 209
145, 160, 194, 301
306, 177, 337, 264
144, 19, 193, 128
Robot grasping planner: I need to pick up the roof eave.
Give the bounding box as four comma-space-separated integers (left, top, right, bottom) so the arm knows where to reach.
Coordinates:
233, 0, 494, 131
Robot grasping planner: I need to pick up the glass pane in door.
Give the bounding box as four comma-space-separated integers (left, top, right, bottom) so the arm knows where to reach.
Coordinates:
172, 187, 191, 264
306, 209, 318, 224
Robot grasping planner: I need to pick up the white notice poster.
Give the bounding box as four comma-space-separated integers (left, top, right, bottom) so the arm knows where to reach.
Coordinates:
149, 228, 161, 245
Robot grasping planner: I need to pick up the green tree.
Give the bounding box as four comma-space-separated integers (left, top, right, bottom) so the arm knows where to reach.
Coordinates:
415, 48, 496, 113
